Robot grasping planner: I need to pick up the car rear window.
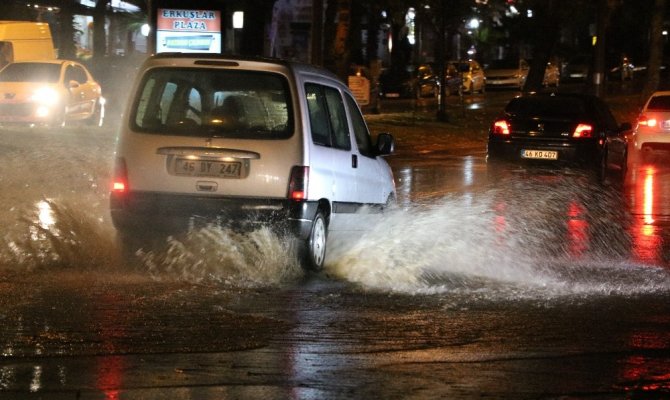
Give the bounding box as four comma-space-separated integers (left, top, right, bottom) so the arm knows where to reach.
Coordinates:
131, 67, 293, 139
0, 62, 60, 83
647, 95, 670, 111
505, 96, 587, 118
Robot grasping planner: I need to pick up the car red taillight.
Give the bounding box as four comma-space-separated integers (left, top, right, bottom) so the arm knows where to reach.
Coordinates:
492, 119, 510, 135
111, 157, 128, 194
638, 115, 658, 127
288, 166, 309, 200
572, 123, 593, 138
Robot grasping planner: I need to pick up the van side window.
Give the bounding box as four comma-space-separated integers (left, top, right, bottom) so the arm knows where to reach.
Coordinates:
345, 93, 373, 157
305, 83, 351, 150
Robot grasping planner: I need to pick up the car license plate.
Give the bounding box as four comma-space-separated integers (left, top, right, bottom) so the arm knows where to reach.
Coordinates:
174, 158, 242, 178
521, 150, 558, 160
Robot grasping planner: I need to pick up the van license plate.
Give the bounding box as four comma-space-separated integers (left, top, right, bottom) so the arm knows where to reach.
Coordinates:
521, 150, 558, 160
174, 159, 242, 178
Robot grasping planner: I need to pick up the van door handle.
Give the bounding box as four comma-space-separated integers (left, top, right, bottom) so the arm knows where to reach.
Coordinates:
352, 154, 358, 168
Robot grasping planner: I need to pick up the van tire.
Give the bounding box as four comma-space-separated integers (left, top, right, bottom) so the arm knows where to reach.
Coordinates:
300, 211, 327, 271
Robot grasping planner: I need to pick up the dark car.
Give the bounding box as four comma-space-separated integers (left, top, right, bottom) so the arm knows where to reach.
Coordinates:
487, 93, 631, 177
563, 55, 590, 82
379, 64, 440, 99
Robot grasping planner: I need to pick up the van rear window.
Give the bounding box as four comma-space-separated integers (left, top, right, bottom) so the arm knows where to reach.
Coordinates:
131, 67, 293, 139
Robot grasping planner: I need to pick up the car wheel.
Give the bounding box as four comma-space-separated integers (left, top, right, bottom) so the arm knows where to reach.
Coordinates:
86, 100, 105, 127
598, 149, 609, 183
300, 210, 327, 271
620, 150, 628, 181
51, 106, 66, 128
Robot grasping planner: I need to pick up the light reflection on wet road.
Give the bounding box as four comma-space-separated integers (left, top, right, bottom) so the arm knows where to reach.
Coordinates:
0, 122, 669, 398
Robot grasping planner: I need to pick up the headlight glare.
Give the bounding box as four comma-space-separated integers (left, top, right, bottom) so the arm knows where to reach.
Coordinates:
30, 87, 60, 105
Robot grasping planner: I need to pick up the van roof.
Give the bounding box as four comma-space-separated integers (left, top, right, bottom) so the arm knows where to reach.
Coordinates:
149, 52, 342, 83
0, 21, 52, 40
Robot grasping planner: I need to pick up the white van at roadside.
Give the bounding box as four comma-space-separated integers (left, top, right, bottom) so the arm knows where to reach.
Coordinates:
0, 21, 56, 68
110, 53, 397, 270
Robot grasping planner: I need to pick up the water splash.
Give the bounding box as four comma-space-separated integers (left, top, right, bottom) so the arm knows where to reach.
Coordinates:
1, 199, 120, 272
137, 225, 303, 286
0, 199, 303, 288
1, 187, 669, 298
326, 173, 670, 298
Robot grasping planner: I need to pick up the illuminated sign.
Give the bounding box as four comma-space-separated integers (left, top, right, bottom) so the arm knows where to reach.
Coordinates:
156, 8, 221, 53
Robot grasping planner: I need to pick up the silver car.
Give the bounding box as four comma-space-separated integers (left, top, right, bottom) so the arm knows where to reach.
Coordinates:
110, 54, 396, 270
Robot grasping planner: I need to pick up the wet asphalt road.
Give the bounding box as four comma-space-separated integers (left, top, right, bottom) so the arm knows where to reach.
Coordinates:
1, 91, 670, 399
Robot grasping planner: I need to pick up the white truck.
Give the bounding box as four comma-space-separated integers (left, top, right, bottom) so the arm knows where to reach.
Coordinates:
0, 21, 56, 69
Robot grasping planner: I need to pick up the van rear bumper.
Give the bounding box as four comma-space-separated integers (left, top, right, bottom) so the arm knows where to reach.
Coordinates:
110, 191, 318, 240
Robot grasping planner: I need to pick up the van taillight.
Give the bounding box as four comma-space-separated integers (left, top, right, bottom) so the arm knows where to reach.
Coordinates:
288, 166, 309, 200
492, 120, 510, 135
112, 157, 128, 193
572, 123, 593, 138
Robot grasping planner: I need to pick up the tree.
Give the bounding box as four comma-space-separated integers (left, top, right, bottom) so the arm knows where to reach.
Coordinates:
93, 0, 109, 60
57, 1, 77, 59
643, 0, 666, 99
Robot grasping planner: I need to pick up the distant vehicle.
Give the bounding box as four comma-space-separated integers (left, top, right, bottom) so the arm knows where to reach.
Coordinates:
110, 53, 397, 271
449, 59, 485, 94
379, 64, 440, 99
0, 60, 104, 127
630, 91, 670, 164
0, 21, 56, 69
487, 92, 630, 178
485, 58, 529, 90
563, 55, 591, 82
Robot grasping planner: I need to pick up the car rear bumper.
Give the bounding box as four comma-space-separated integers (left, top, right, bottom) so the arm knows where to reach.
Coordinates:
632, 130, 670, 151
110, 191, 318, 239
487, 137, 601, 165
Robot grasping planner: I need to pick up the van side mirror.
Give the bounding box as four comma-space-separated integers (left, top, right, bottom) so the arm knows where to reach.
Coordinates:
68, 80, 79, 89
376, 132, 394, 155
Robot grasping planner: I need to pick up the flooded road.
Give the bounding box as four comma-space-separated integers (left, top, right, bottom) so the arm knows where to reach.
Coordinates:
0, 120, 669, 399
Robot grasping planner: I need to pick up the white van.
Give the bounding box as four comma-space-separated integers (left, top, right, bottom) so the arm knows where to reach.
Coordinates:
0, 21, 56, 68
110, 54, 396, 270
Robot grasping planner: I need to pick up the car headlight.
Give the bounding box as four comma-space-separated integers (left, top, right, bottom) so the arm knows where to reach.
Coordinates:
30, 87, 60, 105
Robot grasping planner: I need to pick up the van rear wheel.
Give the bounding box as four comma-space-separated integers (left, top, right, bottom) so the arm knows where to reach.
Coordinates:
299, 211, 327, 271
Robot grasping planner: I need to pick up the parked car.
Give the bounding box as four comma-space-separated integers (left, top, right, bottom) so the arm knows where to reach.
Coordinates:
630, 91, 670, 163
487, 92, 631, 178
110, 53, 397, 271
563, 55, 590, 82
485, 58, 529, 90
449, 59, 485, 94
0, 59, 104, 126
379, 64, 440, 99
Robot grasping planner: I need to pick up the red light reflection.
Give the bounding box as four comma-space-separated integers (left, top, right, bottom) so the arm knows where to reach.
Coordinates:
566, 200, 588, 257
630, 167, 663, 264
